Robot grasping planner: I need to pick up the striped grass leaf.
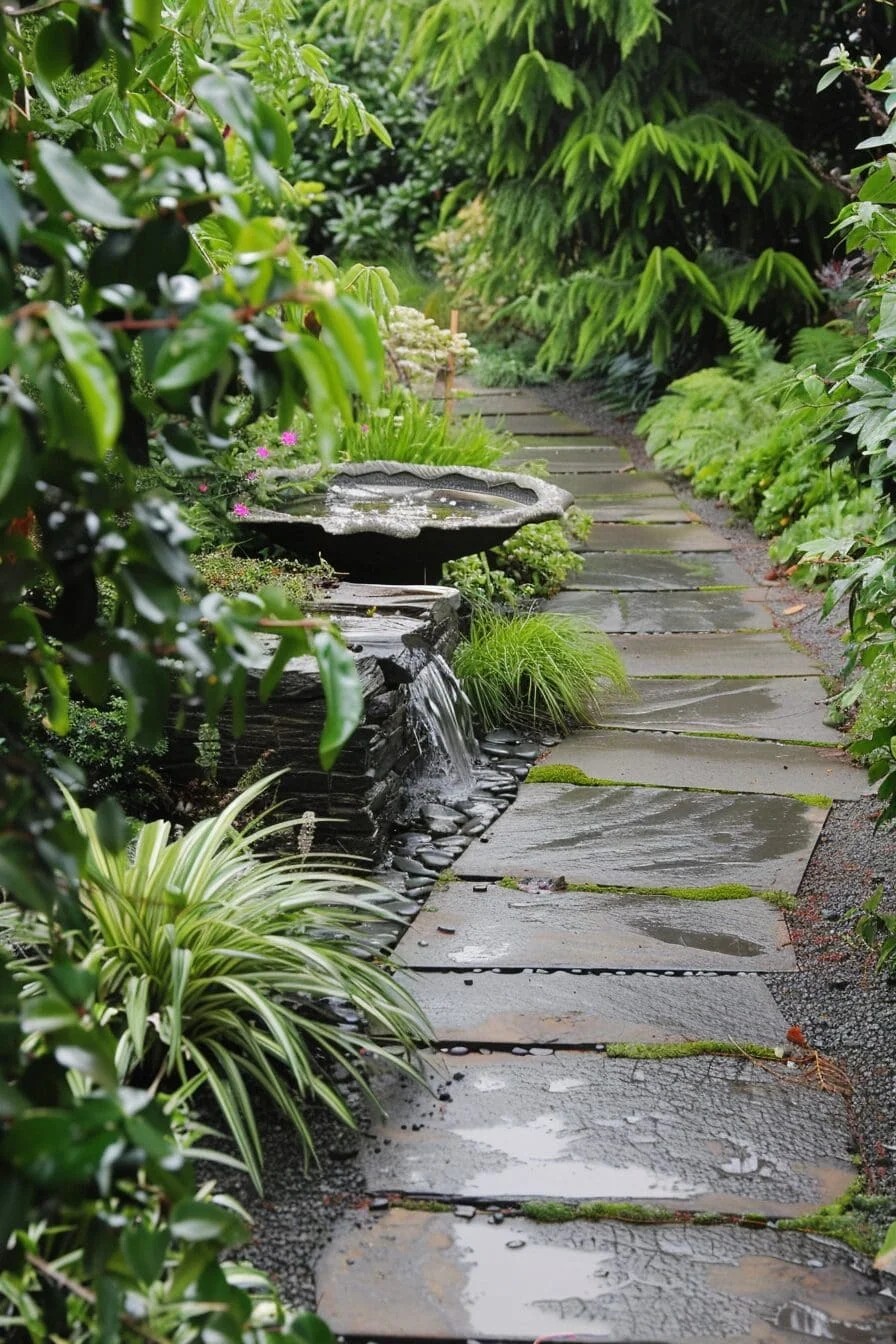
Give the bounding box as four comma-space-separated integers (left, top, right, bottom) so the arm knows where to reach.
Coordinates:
4, 774, 429, 1192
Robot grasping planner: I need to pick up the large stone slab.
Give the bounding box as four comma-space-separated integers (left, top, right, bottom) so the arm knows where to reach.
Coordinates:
570, 551, 756, 590
581, 522, 734, 551
359, 1053, 855, 1213
546, 587, 774, 632
318, 1211, 894, 1343
505, 444, 632, 471
454, 784, 825, 892
541, 729, 868, 800
396, 968, 790, 1044
452, 391, 552, 416
583, 501, 698, 523
602, 677, 840, 744
613, 633, 822, 677
396, 884, 794, 970
575, 469, 678, 499
483, 411, 594, 435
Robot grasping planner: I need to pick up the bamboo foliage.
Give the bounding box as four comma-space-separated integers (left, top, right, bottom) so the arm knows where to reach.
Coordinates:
339, 0, 863, 368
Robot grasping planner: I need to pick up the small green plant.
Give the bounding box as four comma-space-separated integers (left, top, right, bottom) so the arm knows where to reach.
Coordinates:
26, 694, 167, 810
335, 390, 510, 467
5, 776, 428, 1192
853, 647, 896, 759
854, 886, 896, 975
453, 608, 627, 730
382, 305, 478, 393
443, 510, 590, 603
193, 550, 338, 607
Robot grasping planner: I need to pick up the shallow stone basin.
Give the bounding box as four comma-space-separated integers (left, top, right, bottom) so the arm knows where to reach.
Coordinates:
236, 460, 573, 582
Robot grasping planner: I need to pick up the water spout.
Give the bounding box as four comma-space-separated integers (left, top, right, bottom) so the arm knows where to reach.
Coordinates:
407, 654, 478, 798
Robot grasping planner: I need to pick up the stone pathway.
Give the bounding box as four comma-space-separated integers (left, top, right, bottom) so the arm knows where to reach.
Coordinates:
315, 390, 894, 1341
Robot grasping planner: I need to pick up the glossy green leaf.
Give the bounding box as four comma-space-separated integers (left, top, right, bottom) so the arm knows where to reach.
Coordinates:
0, 404, 22, 502
128, 0, 163, 42
94, 798, 131, 855
33, 20, 77, 83
313, 628, 363, 770
35, 141, 131, 229
152, 305, 237, 392
0, 162, 22, 257
45, 305, 122, 457
122, 1222, 170, 1285
170, 1198, 247, 1246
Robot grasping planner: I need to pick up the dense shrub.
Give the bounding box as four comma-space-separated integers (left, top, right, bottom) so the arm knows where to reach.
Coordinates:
291, 0, 475, 258
342, 0, 889, 370
443, 509, 591, 604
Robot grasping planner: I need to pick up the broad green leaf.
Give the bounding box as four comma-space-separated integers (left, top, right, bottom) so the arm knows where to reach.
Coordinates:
0, 162, 23, 257
170, 1198, 247, 1246
33, 20, 77, 82
152, 305, 237, 392
122, 1223, 170, 1285
313, 629, 363, 770
128, 0, 163, 42
0, 405, 22, 502
35, 141, 131, 229
286, 1312, 338, 1344
94, 798, 131, 854
45, 305, 122, 457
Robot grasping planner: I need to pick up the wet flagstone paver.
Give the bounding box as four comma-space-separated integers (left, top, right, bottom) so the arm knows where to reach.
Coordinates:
397, 884, 794, 971
396, 968, 790, 1045
582, 500, 699, 522
540, 729, 868, 799
574, 468, 679, 497
505, 444, 632, 471
482, 411, 594, 435
319, 1211, 894, 1343
547, 586, 775, 632
612, 631, 822, 676
600, 676, 840, 743
315, 388, 892, 1340
581, 520, 736, 551
569, 550, 756, 589
359, 1053, 855, 1213
454, 783, 826, 892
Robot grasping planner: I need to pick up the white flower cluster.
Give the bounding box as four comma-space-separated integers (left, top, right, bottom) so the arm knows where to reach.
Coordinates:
381, 305, 478, 391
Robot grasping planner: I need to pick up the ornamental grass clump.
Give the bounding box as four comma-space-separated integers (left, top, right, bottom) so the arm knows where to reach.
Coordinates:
454, 608, 628, 731
6, 775, 428, 1192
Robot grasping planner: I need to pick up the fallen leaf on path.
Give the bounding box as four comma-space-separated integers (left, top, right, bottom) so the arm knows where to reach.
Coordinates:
783, 603, 806, 615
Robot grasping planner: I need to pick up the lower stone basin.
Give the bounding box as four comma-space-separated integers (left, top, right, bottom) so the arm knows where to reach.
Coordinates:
236, 460, 574, 582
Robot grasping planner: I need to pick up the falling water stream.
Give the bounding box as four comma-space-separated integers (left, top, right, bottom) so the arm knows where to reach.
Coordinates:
407, 653, 478, 800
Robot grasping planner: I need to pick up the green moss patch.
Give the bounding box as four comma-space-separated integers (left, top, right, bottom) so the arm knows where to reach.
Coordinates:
605, 1041, 777, 1061
526, 766, 833, 810
523, 1200, 677, 1225
777, 1181, 889, 1258
498, 875, 793, 908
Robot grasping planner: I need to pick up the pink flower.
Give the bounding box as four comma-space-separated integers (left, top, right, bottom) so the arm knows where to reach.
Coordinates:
245, 470, 259, 483
256, 445, 270, 459
359, 423, 370, 435
232, 502, 251, 519
280, 430, 298, 446
198, 482, 208, 493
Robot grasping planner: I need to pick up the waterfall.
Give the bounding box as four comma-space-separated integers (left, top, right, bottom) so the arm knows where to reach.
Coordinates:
407, 653, 478, 798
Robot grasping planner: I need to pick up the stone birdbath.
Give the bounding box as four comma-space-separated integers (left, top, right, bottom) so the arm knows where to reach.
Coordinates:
235, 460, 574, 583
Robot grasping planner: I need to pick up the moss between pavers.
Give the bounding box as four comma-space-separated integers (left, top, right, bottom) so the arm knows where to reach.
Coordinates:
604, 1041, 777, 1061
497, 874, 795, 909
777, 1180, 888, 1258
526, 764, 832, 810
524, 1199, 678, 1225
521, 1181, 888, 1257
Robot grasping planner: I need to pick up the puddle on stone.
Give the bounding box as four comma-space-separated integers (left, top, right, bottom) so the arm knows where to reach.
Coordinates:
448, 943, 512, 963
772, 1300, 885, 1340
629, 917, 765, 958
452, 1113, 707, 1200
